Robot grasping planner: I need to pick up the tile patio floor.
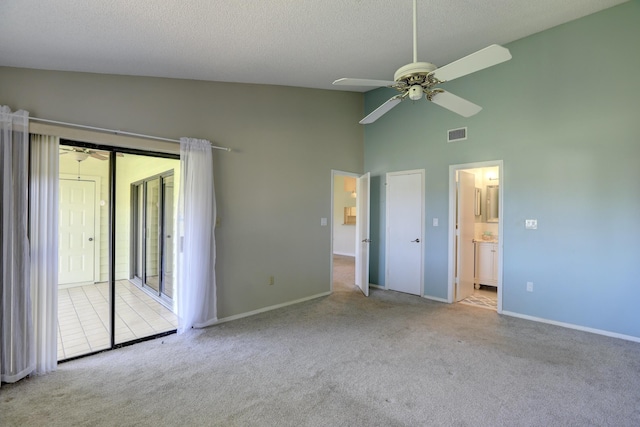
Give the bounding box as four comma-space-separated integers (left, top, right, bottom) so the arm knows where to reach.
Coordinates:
57, 280, 178, 360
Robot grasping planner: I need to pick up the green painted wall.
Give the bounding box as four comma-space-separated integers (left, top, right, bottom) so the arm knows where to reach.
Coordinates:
364, 1, 640, 338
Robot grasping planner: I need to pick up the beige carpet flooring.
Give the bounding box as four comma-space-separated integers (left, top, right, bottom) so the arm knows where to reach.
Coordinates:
2, 260, 640, 426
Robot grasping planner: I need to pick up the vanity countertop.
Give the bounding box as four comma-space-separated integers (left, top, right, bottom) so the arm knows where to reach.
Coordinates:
473, 239, 499, 244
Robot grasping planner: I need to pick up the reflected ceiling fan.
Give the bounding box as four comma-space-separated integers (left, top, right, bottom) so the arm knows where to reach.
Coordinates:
59, 146, 122, 161
333, 0, 512, 124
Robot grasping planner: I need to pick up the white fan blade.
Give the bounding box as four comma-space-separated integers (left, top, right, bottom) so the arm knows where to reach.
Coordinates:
360, 95, 403, 124
430, 91, 482, 117
431, 44, 511, 82
333, 78, 397, 88
90, 152, 108, 160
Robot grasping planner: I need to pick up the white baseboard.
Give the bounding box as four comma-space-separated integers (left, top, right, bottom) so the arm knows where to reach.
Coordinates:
422, 295, 449, 303
197, 291, 640, 344
201, 292, 332, 327
501, 310, 640, 344
59, 281, 94, 289
333, 252, 355, 257
369, 284, 385, 289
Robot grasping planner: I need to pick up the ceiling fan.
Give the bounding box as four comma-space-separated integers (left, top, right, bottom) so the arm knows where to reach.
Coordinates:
333, 0, 512, 124
60, 146, 122, 161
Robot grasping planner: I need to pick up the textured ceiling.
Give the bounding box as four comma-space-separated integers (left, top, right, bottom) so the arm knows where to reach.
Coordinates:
0, 0, 628, 92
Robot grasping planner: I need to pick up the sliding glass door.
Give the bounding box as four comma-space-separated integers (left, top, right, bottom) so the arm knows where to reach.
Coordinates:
130, 171, 175, 303
57, 141, 179, 360
115, 153, 179, 346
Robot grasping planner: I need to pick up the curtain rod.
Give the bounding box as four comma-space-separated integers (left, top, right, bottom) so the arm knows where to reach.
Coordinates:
29, 117, 232, 152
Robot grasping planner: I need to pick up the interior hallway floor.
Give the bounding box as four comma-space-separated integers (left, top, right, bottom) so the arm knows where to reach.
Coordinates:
57, 280, 178, 360
332, 254, 356, 292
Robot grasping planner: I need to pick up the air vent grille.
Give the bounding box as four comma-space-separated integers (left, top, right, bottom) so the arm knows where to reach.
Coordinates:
447, 127, 467, 142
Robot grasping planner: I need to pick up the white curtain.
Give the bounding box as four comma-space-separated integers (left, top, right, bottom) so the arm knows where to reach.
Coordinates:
0, 106, 34, 384
29, 134, 59, 374
177, 137, 217, 334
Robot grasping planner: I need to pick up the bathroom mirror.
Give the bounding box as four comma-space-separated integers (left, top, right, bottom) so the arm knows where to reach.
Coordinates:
486, 185, 499, 223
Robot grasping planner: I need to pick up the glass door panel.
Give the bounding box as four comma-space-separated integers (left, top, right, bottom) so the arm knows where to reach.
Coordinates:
145, 178, 160, 293
115, 152, 179, 346
132, 183, 144, 282
162, 175, 174, 299
57, 143, 111, 360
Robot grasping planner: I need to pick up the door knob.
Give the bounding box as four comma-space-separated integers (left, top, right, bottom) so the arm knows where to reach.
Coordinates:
362, 238, 372, 243
88, 237, 93, 241
411, 238, 420, 243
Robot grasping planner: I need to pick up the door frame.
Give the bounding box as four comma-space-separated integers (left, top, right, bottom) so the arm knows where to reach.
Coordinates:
59, 173, 102, 286
447, 160, 504, 313
385, 169, 425, 297
330, 170, 361, 293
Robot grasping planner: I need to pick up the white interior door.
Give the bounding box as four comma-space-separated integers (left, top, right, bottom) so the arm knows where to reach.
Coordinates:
354, 172, 370, 296
386, 171, 423, 295
456, 171, 475, 301
58, 179, 96, 285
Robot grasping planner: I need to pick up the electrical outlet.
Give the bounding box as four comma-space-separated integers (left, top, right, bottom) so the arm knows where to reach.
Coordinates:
269, 276, 275, 286
525, 219, 537, 229
526, 281, 533, 292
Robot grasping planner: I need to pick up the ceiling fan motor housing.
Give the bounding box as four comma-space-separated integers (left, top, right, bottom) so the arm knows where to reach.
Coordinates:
394, 62, 437, 82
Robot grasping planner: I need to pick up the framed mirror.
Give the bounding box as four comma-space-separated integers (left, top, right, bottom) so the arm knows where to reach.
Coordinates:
486, 185, 499, 223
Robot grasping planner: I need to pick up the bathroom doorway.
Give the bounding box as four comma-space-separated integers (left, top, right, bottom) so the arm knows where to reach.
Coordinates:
447, 161, 503, 312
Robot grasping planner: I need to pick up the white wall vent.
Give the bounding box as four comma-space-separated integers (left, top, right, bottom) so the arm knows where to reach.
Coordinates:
447, 127, 467, 143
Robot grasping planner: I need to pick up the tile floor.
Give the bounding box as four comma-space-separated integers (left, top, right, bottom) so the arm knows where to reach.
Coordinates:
459, 286, 498, 310
57, 280, 178, 360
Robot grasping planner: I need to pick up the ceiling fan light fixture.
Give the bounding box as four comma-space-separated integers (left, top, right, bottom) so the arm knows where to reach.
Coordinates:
408, 85, 423, 101
70, 152, 90, 162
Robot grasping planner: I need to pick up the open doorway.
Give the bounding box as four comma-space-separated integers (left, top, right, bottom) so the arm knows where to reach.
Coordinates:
448, 161, 503, 313
331, 172, 358, 294
331, 170, 371, 296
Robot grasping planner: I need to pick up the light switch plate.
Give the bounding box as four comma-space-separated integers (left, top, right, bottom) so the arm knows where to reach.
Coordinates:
432, 218, 439, 227
525, 219, 537, 229
320, 217, 327, 226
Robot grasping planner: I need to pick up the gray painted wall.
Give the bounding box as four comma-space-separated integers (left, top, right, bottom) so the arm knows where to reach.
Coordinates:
0, 69, 364, 318
363, 2, 640, 338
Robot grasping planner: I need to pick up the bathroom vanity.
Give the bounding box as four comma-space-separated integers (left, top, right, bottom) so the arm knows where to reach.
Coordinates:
474, 241, 498, 289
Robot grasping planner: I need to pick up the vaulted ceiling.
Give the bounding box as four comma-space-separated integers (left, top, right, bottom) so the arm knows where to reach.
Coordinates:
0, 0, 628, 92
